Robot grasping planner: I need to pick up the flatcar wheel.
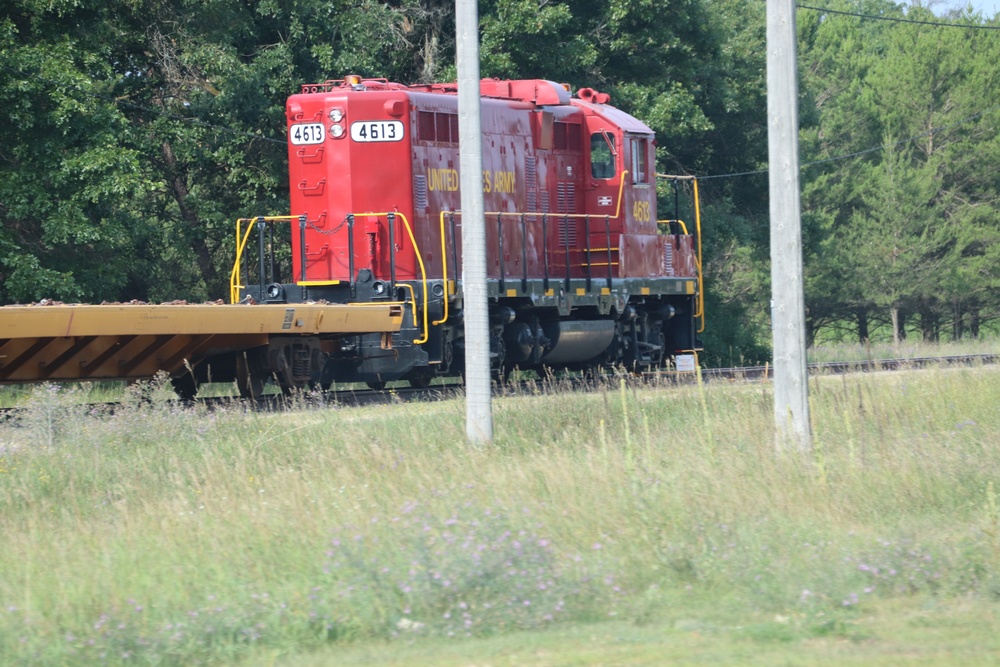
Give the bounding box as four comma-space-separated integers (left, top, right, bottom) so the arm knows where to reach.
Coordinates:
366, 380, 388, 391
171, 374, 198, 402
236, 350, 267, 399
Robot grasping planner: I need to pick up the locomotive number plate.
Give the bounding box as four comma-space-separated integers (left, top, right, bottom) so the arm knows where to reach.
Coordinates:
350, 120, 404, 143
289, 123, 325, 145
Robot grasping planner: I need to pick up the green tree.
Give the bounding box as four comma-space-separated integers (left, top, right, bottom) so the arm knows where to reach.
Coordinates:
799, 0, 1000, 342
797, 0, 903, 343
1, 0, 430, 301
0, 19, 152, 302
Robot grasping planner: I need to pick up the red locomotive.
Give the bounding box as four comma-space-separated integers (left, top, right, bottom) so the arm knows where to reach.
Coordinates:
235, 75, 703, 391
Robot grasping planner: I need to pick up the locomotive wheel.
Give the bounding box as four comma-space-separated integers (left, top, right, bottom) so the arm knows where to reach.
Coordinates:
492, 364, 514, 385
365, 380, 388, 391
408, 374, 433, 389
236, 350, 268, 399
581, 364, 605, 385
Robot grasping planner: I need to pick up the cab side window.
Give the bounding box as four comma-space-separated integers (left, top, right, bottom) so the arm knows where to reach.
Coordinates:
630, 137, 649, 184
590, 133, 616, 179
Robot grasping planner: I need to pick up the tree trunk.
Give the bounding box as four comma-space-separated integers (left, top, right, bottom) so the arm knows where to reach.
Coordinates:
952, 300, 963, 340
805, 318, 817, 349
919, 306, 938, 343
161, 141, 220, 296
856, 308, 869, 344
891, 306, 904, 345
422, 30, 439, 82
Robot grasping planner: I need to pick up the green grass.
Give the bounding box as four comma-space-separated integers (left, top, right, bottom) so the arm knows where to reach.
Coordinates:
806, 336, 1000, 364
238, 598, 1000, 666
1, 365, 999, 666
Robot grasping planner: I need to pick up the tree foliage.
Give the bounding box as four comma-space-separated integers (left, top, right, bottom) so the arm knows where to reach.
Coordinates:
1, 0, 997, 360
799, 0, 1000, 344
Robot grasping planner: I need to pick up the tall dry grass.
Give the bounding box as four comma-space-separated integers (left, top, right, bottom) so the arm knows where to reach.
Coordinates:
0, 366, 998, 665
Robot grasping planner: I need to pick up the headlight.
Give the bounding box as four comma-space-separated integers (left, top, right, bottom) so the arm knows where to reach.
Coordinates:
330, 123, 345, 138
329, 107, 344, 122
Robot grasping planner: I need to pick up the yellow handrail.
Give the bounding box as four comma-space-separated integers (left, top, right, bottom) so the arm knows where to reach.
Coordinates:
484, 171, 629, 222
399, 212, 429, 344
230, 220, 254, 303
693, 178, 704, 333
235, 212, 429, 343
434, 172, 631, 326
654, 174, 705, 333
434, 211, 453, 327
615, 171, 629, 219
229, 215, 302, 304
657, 219, 689, 235
348, 211, 428, 345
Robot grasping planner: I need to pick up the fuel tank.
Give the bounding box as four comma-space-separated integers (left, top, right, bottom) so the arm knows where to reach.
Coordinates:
539, 320, 616, 365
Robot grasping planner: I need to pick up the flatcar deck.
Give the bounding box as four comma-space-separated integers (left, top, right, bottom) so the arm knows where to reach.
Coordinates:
0, 302, 403, 383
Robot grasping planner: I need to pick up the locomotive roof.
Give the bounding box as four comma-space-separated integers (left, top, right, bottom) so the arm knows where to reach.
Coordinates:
572, 99, 655, 135
296, 76, 654, 135
300, 76, 571, 106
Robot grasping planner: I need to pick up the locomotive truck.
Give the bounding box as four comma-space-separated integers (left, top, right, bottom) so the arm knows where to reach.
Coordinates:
0, 76, 704, 398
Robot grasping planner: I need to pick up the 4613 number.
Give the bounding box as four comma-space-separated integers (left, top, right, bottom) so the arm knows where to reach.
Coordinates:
632, 200, 651, 222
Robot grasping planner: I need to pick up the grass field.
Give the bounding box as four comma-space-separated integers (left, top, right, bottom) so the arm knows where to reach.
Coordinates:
805, 337, 1000, 364
1, 362, 999, 666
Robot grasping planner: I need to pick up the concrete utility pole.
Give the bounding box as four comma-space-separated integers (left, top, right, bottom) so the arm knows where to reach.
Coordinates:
456, 0, 493, 444
766, 0, 811, 451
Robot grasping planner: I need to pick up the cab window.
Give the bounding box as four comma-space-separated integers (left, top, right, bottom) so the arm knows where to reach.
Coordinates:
590, 133, 617, 179
630, 137, 649, 184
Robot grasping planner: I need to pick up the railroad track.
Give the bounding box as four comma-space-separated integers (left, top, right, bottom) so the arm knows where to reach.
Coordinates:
700, 353, 999, 382
319, 352, 1000, 403
1, 353, 996, 418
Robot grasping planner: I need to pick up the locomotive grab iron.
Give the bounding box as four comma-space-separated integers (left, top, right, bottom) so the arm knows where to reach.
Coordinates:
230, 75, 704, 395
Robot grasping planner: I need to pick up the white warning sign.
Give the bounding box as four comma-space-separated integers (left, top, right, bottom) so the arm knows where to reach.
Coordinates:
675, 354, 697, 372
